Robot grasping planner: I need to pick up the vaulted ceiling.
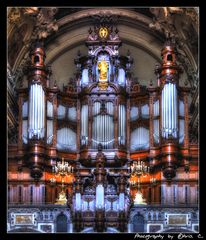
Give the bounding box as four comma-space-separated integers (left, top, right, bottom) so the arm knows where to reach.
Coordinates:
7, 7, 199, 144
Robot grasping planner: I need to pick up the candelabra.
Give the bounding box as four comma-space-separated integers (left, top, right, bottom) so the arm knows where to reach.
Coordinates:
130, 159, 150, 177
130, 159, 150, 205
52, 158, 73, 205
53, 158, 73, 177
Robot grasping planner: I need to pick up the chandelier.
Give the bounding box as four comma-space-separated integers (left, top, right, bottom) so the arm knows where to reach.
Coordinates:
130, 159, 150, 177
130, 159, 150, 205
51, 158, 73, 205
53, 158, 73, 177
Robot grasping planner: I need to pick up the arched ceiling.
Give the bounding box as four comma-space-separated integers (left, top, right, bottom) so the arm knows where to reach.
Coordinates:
7, 7, 197, 89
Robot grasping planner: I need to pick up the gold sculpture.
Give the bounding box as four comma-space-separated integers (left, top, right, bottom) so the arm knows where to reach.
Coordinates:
98, 58, 109, 90
55, 190, 67, 205
134, 191, 147, 205
55, 180, 67, 205
99, 27, 108, 39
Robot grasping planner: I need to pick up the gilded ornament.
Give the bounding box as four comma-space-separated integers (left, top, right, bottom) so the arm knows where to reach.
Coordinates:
99, 27, 108, 39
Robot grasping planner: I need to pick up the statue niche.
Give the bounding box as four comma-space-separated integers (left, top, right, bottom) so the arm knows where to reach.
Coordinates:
98, 58, 109, 90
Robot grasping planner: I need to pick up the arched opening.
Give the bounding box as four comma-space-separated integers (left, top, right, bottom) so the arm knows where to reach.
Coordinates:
167, 54, 173, 61
34, 55, 40, 64
81, 227, 95, 233
106, 227, 119, 233
56, 213, 68, 232
132, 213, 145, 232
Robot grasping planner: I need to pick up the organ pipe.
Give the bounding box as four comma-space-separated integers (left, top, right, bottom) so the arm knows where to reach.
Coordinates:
118, 104, 126, 145
161, 83, 177, 139
153, 100, 160, 143
179, 119, 184, 144
179, 100, 184, 117
57, 127, 77, 151
92, 102, 114, 149
81, 105, 88, 145
28, 83, 45, 139
130, 127, 149, 150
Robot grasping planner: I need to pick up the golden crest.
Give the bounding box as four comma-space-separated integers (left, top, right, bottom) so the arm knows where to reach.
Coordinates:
99, 27, 108, 39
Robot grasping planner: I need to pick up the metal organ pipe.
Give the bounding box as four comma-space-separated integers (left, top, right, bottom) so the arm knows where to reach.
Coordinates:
39, 85, 41, 138
162, 85, 165, 138
37, 85, 39, 138
153, 100, 160, 144
174, 85, 177, 138
165, 84, 168, 138
29, 83, 45, 139
171, 84, 174, 132
81, 105, 88, 145
161, 83, 177, 139
40, 85, 42, 137
121, 105, 122, 144
118, 104, 126, 145
92, 102, 115, 149
34, 84, 36, 133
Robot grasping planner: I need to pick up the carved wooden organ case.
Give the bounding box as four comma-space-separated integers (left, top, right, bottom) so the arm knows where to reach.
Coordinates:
17, 24, 191, 231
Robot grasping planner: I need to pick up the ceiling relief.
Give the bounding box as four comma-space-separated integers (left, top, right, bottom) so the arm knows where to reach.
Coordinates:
8, 7, 59, 40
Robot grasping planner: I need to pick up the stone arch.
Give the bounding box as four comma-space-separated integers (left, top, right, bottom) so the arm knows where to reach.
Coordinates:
106, 227, 119, 233
56, 213, 68, 232
81, 227, 95, 233
131, 212, 145, 232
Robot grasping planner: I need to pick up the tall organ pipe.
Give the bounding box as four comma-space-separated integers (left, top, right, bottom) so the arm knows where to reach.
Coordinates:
118, 104, 126, 145
28, 83, 45, 139
161, 83, 177, 139
81, 105, 88, 145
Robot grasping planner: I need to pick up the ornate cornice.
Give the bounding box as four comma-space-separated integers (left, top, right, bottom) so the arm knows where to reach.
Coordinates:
8, 7, 58, 40
149, 7, 198, 91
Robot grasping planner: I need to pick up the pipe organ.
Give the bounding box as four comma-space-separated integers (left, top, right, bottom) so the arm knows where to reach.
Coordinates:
92, 101, 115, 149
28, 83, 45, 139
153, 99, 160, 144
12, 24, 195, 233
47, 100, 54, 144
130, 127, 149, 151
118, 104, 126, 145
161, 83, 178, 139
22, 100, 28, 144
81, 105, 88, 145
